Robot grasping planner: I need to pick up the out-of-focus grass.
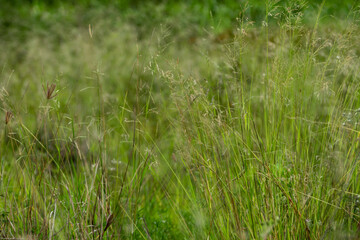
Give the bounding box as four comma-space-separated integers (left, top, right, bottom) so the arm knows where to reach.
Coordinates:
1, 1, 360, 239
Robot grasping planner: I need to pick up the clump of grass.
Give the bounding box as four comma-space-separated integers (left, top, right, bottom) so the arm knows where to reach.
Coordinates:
147, 2, 360, 239
1, 1, 360, 239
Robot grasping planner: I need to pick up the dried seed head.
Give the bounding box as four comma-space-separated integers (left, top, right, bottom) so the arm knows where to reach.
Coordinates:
5, 111, 13, 125
43, 83, 57, 100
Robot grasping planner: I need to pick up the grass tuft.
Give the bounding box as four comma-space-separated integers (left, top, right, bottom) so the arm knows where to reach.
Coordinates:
1, 1, 360, 239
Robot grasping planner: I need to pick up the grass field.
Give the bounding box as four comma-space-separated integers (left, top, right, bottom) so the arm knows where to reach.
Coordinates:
1, 0, 360, 239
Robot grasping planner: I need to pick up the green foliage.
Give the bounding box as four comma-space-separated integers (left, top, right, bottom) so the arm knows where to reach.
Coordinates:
1, 0, 360, 239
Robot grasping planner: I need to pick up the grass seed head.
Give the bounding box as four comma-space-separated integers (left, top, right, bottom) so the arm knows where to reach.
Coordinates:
43, 82, 57, 100
5, 111, 13, 125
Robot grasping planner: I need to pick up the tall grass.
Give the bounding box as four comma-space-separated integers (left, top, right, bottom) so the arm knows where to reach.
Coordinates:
1, 1, 360, 239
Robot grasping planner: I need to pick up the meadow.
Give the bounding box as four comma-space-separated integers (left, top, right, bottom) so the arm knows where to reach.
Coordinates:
1, 0, 360, 239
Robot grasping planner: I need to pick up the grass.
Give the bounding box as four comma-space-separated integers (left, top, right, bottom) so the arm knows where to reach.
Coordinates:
1, 0, 360, 239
